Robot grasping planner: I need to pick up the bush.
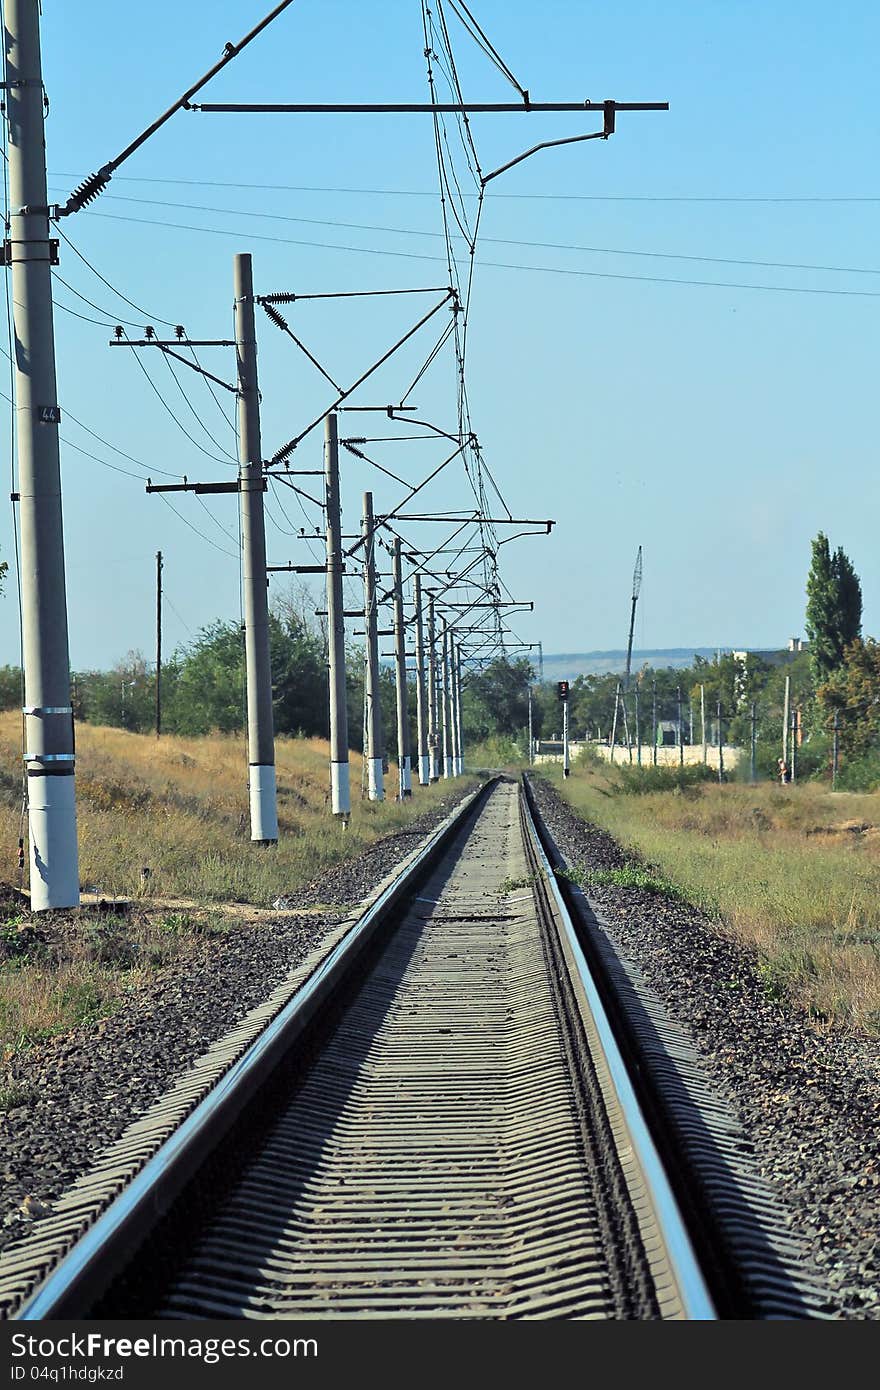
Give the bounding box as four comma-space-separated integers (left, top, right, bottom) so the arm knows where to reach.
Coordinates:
615, 763, 718, 796
835, 748, 880, 792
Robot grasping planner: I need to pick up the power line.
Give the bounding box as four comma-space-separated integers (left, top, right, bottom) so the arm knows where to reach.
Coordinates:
54, 224, 179, 327
81, 210, 880, 299
66, 190, 880, 277
48, 172, 880, 203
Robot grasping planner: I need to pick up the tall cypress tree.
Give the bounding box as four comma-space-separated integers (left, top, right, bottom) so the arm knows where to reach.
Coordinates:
832, 546, 863, 651
805, 533, 862, 685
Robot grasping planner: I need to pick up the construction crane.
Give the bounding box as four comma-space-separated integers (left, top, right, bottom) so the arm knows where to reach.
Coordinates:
623, 545, 643, 692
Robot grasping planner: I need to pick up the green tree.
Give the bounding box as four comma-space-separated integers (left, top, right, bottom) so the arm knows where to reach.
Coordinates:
805, 532, 862, 685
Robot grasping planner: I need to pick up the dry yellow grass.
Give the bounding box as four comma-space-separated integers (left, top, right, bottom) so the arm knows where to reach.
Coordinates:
0, 712, 469, 907
544, 760, 880, 1033
0, 714, 472, 1072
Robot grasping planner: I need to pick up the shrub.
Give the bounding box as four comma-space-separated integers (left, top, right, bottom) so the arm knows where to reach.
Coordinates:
614, 763, 718, 796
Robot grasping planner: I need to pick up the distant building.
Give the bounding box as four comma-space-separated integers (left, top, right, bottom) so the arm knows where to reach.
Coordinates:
732, 637, 808, 669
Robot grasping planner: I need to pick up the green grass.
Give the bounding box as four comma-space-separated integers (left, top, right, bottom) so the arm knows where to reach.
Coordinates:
539, 760, 880, 1033
560, 863, 685, 897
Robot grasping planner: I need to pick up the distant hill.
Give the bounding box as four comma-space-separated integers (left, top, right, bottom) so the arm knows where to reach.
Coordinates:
540, 648, 727, 681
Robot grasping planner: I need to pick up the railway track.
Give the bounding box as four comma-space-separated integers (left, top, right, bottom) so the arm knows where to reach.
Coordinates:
3, 777, 718, 1319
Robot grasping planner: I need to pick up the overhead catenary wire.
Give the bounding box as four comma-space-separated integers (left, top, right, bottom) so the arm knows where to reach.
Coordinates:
77, 211, 880, 299
64, 195, 880, 280
48, 172, 880, 203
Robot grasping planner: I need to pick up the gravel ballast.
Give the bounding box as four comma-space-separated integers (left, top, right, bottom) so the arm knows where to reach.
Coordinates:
529, 774, 880, 1319
0, 787, 473, 1259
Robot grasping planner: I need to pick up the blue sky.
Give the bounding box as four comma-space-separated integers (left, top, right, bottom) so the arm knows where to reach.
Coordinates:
1, 1, 878, 669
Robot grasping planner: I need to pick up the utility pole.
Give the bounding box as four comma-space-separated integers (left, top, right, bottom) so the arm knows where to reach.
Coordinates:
441, 622, 453, 778
391, 536, 412, 799
676, 686, 684, 767
234, 253, 277, 843
6, 0, 79, 908
453, 639, 464, 775
528, 685, 534, 765
635, 686, 641, 766
717, 701, 725, 783
362, 491, 384, 801
324, 412, 350, 818
700, 684, 707, 764
790, 708, 798, 784
427, 592, 439, 781
750, 700, 757, 784
562, 692, 570, 778
155, 551, 163, 739
832, 709, 839, 790
652, 679, 657, 766
609, 681, 621, 764
782, 674, 791, 770
413, 573, 430, 786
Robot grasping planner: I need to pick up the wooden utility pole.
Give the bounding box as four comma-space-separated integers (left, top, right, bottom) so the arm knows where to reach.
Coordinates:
155, 551, 163, 738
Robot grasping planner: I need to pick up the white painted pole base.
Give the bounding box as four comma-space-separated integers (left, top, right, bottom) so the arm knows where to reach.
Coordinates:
430, 754, 440, 782
419, 755, 431, 786
443, 756, 453, 779
368, 757, 385, 801
455, 755, 464, 776
249, 764, 279, 842
331, 761, 351, 816
398, 757, 412, 799
28, 774, 79, 910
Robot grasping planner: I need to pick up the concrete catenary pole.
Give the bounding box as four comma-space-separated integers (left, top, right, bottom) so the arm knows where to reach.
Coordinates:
652, 679, 658, 766
441, 622, 453, 779
676, 685, 684, 767
324, 412, 350, 817
782, 674, 791, 769
635, 686, 641, 766
453, 638, 464, 775
413, 574, 430, 786
7, 0, 79, 908
155, 551, 162, 739
562, 692, 570, 778
392, 537, 412, 799
609, 682, 621, 764
234, 253, 277, 843
528, 685, 534, 764
449, 635, 461, 777
426, 593, 439, 781
362, 491, 384, 801
700, 684, 707, 764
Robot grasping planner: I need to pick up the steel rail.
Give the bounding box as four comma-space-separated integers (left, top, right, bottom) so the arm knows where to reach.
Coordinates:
14, 779, 495, 1320
12, 778, 715, 1320
518, 788, 716, 1320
